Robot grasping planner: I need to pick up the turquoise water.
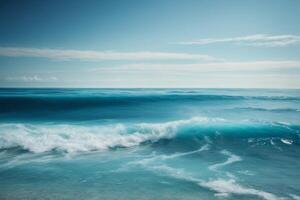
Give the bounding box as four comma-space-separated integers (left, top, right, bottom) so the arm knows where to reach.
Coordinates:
0, 89, 299, 200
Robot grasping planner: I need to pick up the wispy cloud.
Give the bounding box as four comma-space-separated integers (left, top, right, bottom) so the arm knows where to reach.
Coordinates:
179, 34, 300, 47
0, 47, 216, 61
94, 60, 300, 73
4, 75, 58, 82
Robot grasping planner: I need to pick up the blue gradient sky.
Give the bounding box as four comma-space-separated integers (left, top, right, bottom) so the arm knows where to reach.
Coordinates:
1, 0, 300, 88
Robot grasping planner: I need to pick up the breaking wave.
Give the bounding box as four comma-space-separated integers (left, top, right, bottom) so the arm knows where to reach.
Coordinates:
0, 117, 299, 154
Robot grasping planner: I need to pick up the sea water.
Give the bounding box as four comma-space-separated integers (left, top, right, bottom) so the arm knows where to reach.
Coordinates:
0, 88, 299, 200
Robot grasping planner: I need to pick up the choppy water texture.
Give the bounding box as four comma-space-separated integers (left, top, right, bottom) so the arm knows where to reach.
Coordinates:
0, 88, 299, 200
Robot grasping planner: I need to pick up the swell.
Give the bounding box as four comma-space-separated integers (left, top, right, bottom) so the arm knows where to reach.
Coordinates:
0, 94, 299, 113
234, 107, 300, 113
0, 117, 299, 154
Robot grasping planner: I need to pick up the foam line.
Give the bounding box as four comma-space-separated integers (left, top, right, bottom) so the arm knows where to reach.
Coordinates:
199, 179, 280, 200
144, 163, 280, 200
209, 150, 242, 171
130, 144, 209, 166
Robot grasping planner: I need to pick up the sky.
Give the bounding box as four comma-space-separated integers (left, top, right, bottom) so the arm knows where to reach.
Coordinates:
0, 0, 300, 88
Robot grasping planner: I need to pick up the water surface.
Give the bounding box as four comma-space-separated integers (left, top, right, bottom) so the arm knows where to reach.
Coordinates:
0, 88, 299, 200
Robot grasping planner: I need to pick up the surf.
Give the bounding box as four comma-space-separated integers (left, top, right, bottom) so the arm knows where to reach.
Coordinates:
0, 117, 299, 154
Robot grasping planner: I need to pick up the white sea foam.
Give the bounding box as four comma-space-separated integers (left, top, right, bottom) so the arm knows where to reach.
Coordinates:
199, 179, 280, 200
125, 144, 279, 200
151, 164, 196, 181
0, 153, 57, 169
281, 139, 293, 145
209, 150, 242, 171
130, 144, 210, 166
158, 144, 210, 160
0, 117, 218, 153
290, 194, 300, 200
142, 163, 280, 200
237, 170, 255, 176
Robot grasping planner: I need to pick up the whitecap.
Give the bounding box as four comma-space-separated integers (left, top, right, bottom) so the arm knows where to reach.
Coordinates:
281, 139, 293, 145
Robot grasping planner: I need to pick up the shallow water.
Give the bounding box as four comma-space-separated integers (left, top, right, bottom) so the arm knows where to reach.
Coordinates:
0, 88, 299, 200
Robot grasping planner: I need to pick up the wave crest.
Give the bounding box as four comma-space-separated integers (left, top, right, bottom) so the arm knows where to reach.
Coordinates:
0, 117, 298, 154
0, 117, 214, 153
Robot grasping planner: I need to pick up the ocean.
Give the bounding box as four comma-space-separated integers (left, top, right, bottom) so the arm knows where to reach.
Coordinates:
0, 88, 299, 200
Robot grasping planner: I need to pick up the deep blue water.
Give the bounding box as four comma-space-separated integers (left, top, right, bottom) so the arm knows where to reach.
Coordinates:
0, 88, 299, 200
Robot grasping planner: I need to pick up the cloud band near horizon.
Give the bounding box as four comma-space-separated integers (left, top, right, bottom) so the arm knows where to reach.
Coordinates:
0, 47, 216, 61
179, 34, 300, 47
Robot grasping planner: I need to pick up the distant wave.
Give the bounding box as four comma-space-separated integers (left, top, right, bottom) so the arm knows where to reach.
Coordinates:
234, 107, 300, 112
0, 94, 299, 113
0, 117, 299, 154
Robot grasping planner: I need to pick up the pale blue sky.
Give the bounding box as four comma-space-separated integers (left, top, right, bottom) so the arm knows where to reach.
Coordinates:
1, 0, 300, 88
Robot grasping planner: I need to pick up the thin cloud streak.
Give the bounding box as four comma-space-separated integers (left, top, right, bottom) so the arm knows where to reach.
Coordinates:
92, 60, 300, 72
179, 34, 300, 47
0, 47, 216, 61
